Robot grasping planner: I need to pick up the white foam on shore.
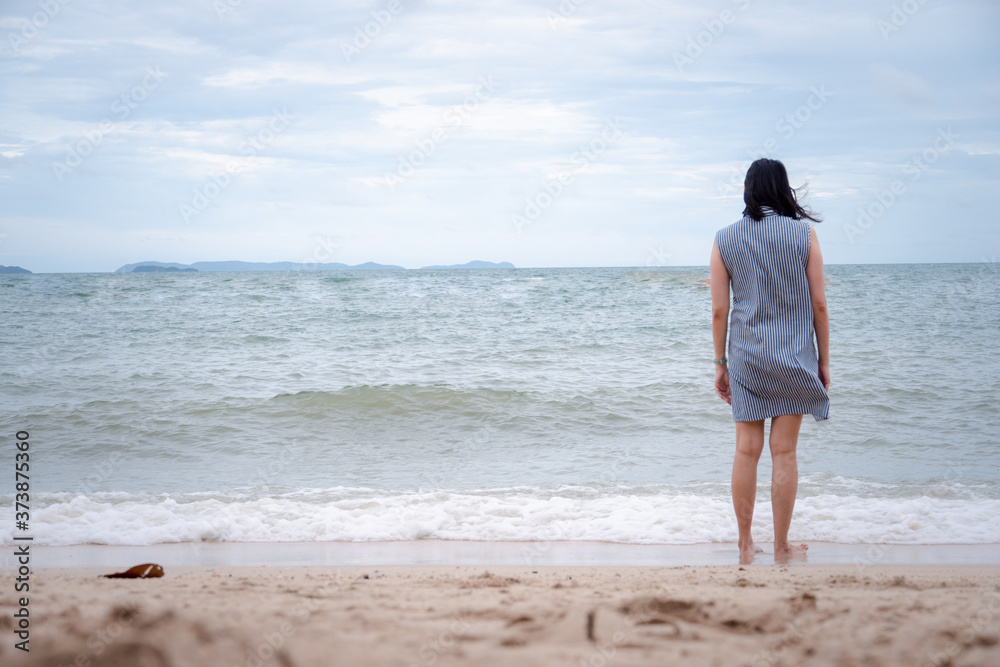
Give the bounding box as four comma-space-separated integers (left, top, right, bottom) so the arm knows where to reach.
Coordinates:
5, 484, 1000, 546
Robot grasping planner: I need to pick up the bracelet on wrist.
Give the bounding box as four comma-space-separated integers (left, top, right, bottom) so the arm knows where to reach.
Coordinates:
714, 358, 727, 365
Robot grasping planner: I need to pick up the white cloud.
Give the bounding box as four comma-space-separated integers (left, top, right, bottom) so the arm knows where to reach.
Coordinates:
202, 61, 366, 88
0, 0, 997, 270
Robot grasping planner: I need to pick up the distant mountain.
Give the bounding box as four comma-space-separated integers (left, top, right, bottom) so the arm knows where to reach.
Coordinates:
0, 265, 31, 274
133, 265, 198, 272
419, 261, 516, 269
115, 260, 405, 273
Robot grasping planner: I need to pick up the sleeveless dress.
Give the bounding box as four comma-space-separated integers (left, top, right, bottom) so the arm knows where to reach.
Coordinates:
716, 207, 830, 422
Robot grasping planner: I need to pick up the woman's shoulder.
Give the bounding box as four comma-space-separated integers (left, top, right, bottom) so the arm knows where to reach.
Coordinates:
717, 215, 752, 234
785, 216, 815, 236
767, 210, 812, 231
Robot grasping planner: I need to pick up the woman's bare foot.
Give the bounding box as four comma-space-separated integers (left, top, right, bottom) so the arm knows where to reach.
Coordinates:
774, 542, 808, 563
739, 539, 764, 564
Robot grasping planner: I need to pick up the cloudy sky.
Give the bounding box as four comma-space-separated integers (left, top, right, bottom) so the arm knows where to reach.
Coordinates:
1, 0, 998, 272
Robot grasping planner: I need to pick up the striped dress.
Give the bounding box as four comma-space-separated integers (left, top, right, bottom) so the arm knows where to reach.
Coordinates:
716, 206, 830, 422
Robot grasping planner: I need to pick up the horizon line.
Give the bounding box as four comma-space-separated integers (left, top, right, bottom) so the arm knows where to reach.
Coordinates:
2, 259, 995, 274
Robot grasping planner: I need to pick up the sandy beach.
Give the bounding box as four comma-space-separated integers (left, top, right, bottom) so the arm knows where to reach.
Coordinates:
3, 561, 999, 666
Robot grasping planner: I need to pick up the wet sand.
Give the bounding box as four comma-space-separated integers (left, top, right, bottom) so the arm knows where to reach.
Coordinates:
11, 540, 1000, 569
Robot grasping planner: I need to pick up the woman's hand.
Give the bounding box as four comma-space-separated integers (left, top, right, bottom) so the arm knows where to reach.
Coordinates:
715, 365, 731, 405
818, 363, 830, 392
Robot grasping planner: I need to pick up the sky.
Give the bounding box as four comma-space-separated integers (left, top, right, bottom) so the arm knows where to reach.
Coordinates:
1, 0, 998, 272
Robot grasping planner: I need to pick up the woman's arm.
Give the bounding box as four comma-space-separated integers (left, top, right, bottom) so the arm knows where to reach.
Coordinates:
805, 226, 830, 390
710, 237, 732, 404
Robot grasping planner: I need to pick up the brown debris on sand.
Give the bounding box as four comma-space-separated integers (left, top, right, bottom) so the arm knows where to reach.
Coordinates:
102, 563, 165, 579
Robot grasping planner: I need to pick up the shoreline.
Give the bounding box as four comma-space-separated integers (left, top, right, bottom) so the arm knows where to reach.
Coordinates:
5, 540, 1000, 569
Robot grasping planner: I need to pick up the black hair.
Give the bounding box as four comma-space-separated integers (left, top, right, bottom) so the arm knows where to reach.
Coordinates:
742, 158, 821, 222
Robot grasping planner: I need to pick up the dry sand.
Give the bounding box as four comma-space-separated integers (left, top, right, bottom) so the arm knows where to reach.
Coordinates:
2, 564, 999, 666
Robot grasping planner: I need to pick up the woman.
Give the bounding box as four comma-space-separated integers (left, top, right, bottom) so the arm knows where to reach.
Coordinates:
710, 158, 830, 563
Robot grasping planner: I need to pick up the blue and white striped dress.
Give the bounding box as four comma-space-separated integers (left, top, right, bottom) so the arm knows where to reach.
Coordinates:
716, 206, 830, 422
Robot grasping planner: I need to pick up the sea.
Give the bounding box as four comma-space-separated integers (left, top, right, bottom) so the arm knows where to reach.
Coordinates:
2, 264, 998, 547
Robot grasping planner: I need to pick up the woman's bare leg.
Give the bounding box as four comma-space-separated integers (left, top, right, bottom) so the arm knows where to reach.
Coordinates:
769, 413, 808, 561
732, 419, 765, 562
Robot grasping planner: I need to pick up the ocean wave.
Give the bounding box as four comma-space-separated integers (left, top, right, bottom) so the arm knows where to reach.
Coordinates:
6, 484, 999, 547
270, 384, 536, 412
263, 385, 667, 429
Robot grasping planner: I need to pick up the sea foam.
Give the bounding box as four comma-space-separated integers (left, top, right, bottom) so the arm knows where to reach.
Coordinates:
6, 484, 999, 546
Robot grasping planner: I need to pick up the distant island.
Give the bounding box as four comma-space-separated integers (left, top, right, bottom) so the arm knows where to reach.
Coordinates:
133, 265, 198, 273
420, 261, 515, 269
116, 260, 514, 273
116, 261, 405, 273
0, 265, 31, 274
